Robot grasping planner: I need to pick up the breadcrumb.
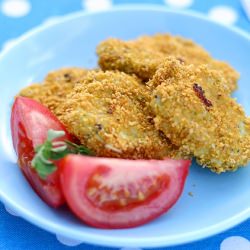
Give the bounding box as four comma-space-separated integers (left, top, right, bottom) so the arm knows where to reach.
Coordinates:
19, 67, 88, 116
97, 34, 239, 92
58, 70, 182, 159
149, 57, 250, 173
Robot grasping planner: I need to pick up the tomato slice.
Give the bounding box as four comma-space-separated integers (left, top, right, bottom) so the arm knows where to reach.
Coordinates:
60, 155, 190, 228
11, 97, 73, 208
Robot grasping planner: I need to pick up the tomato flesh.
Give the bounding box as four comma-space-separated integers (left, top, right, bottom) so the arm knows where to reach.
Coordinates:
60, 155, 190, 229
86, 165, 170, 211
11, 97, 73, 208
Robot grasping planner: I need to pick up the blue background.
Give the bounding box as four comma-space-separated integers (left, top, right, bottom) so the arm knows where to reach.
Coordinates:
0, 0, 249, 249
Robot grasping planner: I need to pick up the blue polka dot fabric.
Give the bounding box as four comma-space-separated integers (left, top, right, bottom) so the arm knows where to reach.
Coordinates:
0, 0, 250, 249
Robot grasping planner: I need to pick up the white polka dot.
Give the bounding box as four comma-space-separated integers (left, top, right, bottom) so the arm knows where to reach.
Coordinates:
82, 0, 112, 11
56, 235, 83, 247
208, 6, 238, 25
2, 38, 18, 51
5, 206, 19, 217
1, 0, 31, 18
221, 236, 250, 250
164, 0, 193, 9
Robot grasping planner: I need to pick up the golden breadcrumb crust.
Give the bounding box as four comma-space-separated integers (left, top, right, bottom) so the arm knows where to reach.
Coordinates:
57, 70, 182, 159
97, 34, 239, 92
149, 57, 250, 173
19, 67, 88, 116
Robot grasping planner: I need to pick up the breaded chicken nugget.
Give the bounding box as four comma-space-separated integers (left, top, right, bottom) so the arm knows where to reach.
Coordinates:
149, 57, 250, 173
97, 34, 239, 92
58, 70, 181, 159
19, 67, 88, 116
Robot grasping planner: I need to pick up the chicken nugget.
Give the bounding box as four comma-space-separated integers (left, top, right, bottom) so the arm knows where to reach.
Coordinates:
97, 34, 239, 92
19, 67, 88, 116
149, 57, 250, 173
58, 70, 181, 159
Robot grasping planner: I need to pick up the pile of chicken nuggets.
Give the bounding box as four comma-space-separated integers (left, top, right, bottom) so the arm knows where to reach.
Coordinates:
19, 34, 250, 173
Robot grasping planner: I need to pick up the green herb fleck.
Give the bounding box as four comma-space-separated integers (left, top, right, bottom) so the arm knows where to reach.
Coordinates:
31, 129, 92, 179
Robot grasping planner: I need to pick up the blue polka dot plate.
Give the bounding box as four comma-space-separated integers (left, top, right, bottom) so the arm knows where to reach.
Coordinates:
0, 5, 250, 248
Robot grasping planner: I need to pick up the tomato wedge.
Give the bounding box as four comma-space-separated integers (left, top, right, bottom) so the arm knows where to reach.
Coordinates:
60, 155, 190, 228
11, 97, 73, 208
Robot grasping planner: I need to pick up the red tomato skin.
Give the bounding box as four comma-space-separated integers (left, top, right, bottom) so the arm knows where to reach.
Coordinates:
11, 97, 72, 208
60, 155, 190, 229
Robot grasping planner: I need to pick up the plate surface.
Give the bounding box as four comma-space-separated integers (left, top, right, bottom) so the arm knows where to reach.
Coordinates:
0, 5, 250, 248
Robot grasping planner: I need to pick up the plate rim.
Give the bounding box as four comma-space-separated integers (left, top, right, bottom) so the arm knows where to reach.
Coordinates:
0, 4, 250, 248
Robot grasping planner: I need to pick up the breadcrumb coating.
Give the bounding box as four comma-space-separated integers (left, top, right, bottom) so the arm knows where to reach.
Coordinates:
58, 70, 181, 159
19, 67, 88, 116
97, 34, 239, 92
17, 35, 247, 172
149, 57, 250, 173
